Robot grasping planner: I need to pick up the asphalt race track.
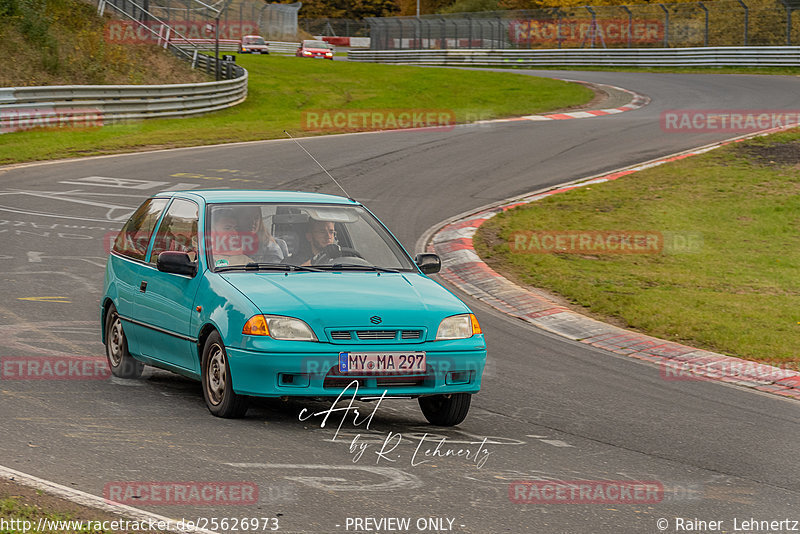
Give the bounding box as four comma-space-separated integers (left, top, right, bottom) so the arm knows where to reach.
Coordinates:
0, 70, 799, 534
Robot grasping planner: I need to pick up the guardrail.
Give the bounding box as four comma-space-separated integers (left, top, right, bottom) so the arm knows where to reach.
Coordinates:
266, 41, 301, 55
173, 40, 300, 55
0, 61, 247, 133
347, 46, 800, 67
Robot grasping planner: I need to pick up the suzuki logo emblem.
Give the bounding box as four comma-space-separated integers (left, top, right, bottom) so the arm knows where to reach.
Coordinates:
370, 316, 382, 324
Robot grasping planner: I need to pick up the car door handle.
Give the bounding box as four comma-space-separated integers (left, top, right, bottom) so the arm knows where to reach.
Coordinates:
140, 281, 147, 293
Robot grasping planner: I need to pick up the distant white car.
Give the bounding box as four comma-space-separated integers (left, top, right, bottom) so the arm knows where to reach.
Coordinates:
239, 35, 269, 54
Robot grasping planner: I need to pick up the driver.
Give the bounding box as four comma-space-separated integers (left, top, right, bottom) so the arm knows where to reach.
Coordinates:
293, 219, 337, 266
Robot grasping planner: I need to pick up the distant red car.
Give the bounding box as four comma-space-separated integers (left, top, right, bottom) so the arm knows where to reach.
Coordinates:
296, 40, 334, 60
239, 35, 269, 54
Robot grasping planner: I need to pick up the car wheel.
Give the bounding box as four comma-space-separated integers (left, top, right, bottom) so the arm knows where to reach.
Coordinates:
105, 305, 144, 379
418, 393, 471, 426
202, 331, 248, 418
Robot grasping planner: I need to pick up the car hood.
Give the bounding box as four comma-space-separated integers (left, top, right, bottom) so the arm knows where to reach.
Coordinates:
219, 271, 469, 331
304, 47, 331, 53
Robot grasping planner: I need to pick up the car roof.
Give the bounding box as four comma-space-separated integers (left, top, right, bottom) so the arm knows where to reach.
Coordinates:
243, 35, 263, 39
156, 189, 358, 205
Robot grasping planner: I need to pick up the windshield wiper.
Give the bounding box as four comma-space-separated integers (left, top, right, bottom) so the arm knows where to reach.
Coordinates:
245, 262, 324, 272
326, 263, 400, 273
216, 263, 323, 272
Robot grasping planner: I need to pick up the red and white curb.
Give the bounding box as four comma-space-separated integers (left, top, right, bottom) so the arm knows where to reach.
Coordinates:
473, 82, 649, 125
426, 125, 800, 401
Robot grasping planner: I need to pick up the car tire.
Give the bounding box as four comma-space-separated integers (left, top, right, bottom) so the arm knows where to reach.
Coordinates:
202, 331, 248, 418
418, 393, 471, 426
104, 304, 144, 379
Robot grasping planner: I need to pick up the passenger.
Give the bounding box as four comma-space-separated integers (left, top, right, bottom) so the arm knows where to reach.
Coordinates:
209, 208, 253, 268
237, 207, 289, 263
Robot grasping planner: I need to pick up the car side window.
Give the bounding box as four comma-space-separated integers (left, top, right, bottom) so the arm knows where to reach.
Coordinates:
112, 198, 169, 261
149, 199, 199, 264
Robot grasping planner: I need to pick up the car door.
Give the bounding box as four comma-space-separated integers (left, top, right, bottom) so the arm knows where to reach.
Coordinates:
133, 198, 202, 373
109, 197, 170, 356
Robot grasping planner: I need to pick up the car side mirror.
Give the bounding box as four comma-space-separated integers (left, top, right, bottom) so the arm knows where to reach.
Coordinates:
414, 253, 441, 275
157, 251, 197, 277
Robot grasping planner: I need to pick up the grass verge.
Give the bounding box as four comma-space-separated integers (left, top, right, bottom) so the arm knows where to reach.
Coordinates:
0, 55, 593, 166
0, 0, 207, 86
474, 130, 800, 364
0, 479, 127, 534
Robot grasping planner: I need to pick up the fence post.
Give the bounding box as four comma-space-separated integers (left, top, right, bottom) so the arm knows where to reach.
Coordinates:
659, 4, 670, 47
397, 18, 404, 50
557, 11, 562, 49
737, 0, 749, 46
698, 2, 708, 46
621, 6, 632, 48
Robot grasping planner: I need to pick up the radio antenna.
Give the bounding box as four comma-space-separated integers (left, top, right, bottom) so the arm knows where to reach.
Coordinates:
284, 130, 353, 201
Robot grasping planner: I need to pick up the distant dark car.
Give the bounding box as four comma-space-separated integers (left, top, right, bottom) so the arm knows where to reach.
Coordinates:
239, 35, 269, 54
296, 40, 333, 60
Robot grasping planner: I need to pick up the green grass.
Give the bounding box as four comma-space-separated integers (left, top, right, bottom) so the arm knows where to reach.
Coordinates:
0, 496, 108, 533
474, 130, 800, 363
0, 55, 593, 165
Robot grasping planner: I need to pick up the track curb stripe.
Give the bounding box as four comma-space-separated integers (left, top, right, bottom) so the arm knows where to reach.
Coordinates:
428, 123, 800, 400
477, 83, 649, 125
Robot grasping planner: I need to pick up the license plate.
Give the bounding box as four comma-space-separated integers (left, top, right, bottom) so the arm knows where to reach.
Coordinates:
253, 51, 261, 54
339, 352, 426, 374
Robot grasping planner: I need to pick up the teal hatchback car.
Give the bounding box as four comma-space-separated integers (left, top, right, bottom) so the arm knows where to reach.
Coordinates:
102, 190, 487, 424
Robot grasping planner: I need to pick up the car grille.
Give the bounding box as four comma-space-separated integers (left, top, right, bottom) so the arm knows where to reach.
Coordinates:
327, 329, 425, 343
330, 331, 352, 340
323, 365, 431, 389
356, 330, 395, 340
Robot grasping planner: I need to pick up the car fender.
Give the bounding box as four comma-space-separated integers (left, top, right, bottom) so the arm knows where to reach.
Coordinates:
191, 270, 262, 352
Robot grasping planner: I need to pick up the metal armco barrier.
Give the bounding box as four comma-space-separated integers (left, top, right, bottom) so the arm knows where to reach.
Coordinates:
0, 65, 247, 133
266, 41, 302, 55
172, 40, 299, 54
347, 46, 800, 67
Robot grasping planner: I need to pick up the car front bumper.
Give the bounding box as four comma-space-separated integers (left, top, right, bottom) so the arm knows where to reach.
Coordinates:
226, 346, 486, 397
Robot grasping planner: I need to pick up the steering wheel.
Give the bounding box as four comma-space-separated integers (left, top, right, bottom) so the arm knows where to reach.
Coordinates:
311, 244, 365, 265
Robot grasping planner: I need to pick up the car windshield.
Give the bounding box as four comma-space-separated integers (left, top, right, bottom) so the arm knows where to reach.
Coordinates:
304, 41, 329, 48
206, 203, 416, 272
244, 37, 265, 45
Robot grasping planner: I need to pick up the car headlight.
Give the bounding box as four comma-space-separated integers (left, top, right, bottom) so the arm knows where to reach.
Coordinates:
242, 315, 317, 341
435, 313, 482, 340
